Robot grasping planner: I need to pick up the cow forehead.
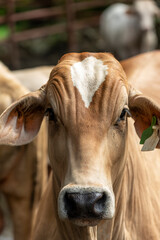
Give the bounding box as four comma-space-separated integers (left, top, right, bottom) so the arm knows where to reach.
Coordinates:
47, 53, 128, 124
71, 56, 108, 108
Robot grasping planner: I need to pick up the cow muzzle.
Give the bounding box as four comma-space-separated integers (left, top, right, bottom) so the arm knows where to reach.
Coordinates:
58, 186, 115, 226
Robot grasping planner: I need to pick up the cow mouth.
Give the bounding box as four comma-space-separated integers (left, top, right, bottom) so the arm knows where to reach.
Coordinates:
69, 218, 101, 227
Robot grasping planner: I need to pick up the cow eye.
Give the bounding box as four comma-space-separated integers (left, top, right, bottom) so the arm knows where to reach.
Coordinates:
115, 108, 131, 125
45, 108, 57, 122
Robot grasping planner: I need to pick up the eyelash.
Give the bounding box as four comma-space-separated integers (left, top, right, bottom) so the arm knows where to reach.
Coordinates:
115, 108, 131, 125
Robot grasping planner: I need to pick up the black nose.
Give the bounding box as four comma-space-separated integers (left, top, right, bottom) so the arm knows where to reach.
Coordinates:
64, 192, 107, 219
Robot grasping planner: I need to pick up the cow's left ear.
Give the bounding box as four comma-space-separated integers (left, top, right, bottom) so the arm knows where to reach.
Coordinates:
0, 87, 46, 146
129, 86, 160, 149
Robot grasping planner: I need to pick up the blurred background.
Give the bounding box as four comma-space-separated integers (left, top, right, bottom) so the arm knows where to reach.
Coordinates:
0, 0, 160, 70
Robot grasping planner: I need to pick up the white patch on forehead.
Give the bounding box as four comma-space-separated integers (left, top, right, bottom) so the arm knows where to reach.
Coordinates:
71, 56, 108, 108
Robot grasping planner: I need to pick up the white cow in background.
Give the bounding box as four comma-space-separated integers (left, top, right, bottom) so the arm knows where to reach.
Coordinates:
100, 0, 160, 59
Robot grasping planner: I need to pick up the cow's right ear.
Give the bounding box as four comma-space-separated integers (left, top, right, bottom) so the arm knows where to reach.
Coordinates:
0, 87, 46, 146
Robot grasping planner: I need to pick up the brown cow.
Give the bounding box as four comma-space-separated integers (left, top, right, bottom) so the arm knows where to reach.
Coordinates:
13, 66, 52, 91
0, 52, 160, 240
0, 62, 48, 240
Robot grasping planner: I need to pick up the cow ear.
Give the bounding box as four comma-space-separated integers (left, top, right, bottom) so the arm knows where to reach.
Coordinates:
0, 87, 46, 146
129, 86, 160, 148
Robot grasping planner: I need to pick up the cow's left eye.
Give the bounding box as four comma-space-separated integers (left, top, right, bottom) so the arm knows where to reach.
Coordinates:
115, 108, 131, 125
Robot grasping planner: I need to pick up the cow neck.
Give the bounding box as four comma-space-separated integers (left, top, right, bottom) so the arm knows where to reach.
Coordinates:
104, 126, 140, 239
109, 119, 160, 240
55, 222, 97, 240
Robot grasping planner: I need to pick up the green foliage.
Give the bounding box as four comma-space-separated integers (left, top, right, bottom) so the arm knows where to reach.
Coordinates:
0, 7, 6, 16
0, 25, 10, 41
140, 116, 157, 144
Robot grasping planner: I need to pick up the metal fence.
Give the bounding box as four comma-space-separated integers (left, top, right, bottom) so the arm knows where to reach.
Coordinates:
0, 0, 133, 68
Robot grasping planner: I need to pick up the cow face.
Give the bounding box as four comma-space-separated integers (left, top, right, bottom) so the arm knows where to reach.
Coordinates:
46, 53, 129, 226
0, 52, 160, 227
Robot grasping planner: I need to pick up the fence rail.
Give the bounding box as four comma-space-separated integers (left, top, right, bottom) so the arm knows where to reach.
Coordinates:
0, 0, 132, 67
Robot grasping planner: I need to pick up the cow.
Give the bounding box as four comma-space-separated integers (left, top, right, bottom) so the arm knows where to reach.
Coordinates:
13, 66, 52, 91
0, 62, 48, 240
100, 0, 160, 60
0, 51, 160, 240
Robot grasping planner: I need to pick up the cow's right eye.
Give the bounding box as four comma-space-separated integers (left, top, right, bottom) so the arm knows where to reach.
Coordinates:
46, 108, 57, 122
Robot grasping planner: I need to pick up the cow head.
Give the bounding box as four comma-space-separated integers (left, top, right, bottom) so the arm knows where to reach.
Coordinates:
0, 53, 160, 227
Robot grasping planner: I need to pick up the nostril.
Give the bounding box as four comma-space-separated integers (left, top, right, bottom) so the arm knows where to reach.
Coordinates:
64, 193, 78, 218
94, 192, 107, 216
